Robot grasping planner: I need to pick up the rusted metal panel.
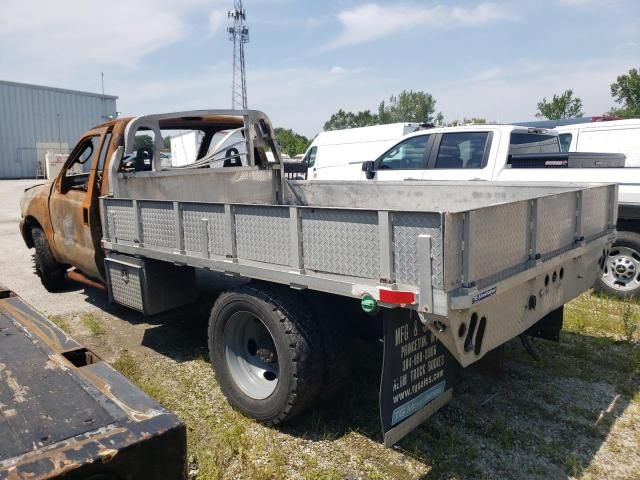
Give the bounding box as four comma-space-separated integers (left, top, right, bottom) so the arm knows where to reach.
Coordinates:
0, 291, 186, 480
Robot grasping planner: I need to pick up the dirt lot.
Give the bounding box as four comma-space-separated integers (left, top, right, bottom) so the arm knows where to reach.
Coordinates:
1, 179, 639, 480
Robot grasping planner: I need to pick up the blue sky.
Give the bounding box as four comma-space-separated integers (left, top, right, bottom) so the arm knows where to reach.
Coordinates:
1, 0, 638, 136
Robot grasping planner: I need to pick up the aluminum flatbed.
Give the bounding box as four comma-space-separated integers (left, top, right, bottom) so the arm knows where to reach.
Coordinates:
101, 179, 616, 368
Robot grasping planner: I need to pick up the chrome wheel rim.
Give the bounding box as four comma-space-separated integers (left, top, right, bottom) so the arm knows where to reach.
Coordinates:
602, 246, 640, 292
223, 311, 278, 399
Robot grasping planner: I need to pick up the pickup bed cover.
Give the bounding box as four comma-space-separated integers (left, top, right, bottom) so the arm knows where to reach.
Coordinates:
0, 287, 186, 480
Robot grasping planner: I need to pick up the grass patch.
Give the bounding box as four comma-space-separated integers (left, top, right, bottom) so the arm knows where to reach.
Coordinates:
81, 313, 106, 336
49, 314, 71, 333
111, 350, 171, 405
622, 303, 640, 343
102, 291, 640, 479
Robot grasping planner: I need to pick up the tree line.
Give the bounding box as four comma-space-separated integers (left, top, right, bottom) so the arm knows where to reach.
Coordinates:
274, 66, 640, 155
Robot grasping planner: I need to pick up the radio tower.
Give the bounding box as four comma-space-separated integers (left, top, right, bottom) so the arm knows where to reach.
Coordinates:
228, 1, 249, 109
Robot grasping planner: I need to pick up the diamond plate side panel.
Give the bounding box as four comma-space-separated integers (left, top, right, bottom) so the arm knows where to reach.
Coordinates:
443, 213, 463, 291
536, 192, 576, 257
140, 201, 176, 249
582, 186, 609, 239
302, 209, 379, 279
105, 199, 136, 242
392, 213, 443, 289
235, 206, 289, 265
468, 201, 529, 283
182, 203, 226, 256
107, 261, 144, 311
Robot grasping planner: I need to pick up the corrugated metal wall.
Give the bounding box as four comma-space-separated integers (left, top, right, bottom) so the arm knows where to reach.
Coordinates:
0, 80, 117, 179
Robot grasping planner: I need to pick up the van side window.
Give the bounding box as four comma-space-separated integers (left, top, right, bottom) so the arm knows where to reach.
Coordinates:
434, 132, 489, 169
378, 135, 429, 170
304, 146, 318, 167
559, 133, 572, 152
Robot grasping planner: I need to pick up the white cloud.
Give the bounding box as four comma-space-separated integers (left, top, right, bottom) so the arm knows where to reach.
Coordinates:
0, 0, 211, 71
326, 2, 514, 49
557, 0, 595, 5
328, 66, 362, 75
432, 58, 635, 123
110, 64, 381, 136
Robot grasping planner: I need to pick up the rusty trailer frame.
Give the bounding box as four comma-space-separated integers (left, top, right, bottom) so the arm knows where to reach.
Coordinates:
0, 287, 186, 480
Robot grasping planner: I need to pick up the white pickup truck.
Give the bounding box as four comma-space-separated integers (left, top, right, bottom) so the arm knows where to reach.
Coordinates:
353, 124, 638, 297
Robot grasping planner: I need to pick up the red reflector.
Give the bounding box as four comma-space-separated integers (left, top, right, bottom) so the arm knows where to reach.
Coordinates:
379, 289, 416, 305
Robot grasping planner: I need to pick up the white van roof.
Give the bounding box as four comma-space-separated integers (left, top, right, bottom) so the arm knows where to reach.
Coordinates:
556, 118, 640, 132
312, 123, 420, 146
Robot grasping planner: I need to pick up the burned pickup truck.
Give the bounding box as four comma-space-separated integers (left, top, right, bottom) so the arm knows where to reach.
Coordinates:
19, 110, 617, 446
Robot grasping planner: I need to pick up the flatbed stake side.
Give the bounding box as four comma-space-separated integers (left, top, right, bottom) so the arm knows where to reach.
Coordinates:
19, 109, 617, 446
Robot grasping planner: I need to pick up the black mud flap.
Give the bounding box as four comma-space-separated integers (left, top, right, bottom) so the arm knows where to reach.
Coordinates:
379, 309, 456, 447
526, 306, 564, 342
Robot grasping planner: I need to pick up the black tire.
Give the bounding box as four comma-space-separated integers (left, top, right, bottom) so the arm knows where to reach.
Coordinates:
303, 292, 354, 400
595, 230, 640, 298
32, 227, 67, 292
208, 283, 323, 424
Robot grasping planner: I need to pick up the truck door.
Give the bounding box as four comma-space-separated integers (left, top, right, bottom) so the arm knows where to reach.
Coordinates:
49, 127, 112, 281
370, 134, 432, 181
420, 131, 494, 181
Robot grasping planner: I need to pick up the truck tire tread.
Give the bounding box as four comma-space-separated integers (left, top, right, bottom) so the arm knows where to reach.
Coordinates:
208, 283, 324, 425
32, 227, 66, 292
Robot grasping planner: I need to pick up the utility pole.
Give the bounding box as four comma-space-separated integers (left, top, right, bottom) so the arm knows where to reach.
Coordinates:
228, 0, 249, 110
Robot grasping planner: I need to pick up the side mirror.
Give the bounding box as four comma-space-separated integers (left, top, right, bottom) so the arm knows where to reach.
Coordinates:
361, 160, 375, 180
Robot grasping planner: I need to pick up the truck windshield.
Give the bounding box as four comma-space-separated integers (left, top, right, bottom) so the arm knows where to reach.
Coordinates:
509, 133, 560, 155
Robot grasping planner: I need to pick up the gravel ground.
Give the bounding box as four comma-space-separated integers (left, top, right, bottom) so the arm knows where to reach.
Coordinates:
1, 179, 639, 480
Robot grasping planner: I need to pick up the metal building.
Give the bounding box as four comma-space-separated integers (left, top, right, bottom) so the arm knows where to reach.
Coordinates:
0, 80, 118, 179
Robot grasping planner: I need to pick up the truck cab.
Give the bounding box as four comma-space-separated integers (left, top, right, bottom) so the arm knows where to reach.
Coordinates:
20, 119, 125, 285
19, 111, 276, 289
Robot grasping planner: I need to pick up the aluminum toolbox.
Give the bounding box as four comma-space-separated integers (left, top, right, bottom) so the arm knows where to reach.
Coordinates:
105, 252, 197, 315
509, 152, 626, 168
0, 288, 186, 479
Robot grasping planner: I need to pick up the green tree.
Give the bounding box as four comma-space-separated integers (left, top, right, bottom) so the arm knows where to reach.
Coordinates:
323, 90, 442, 131
535, 89, 584, 119
274, 128, 311, 157
610, 67, 640, 118
378, 90, 441, 124
323, 109, 378, 131
133, 134, 154, 151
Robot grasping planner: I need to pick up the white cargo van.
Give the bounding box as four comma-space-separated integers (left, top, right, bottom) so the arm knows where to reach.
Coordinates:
556, 119, 640, 166
303, 123, 421, 180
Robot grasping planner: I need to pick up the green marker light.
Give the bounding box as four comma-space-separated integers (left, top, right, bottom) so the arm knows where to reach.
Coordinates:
361, 294, 378, 314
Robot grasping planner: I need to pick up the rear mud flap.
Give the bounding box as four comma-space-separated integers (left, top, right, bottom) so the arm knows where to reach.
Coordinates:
379, 309, 457, 447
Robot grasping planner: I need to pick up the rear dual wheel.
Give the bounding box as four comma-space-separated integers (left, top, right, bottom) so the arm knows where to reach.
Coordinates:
208, 284, 324, 424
